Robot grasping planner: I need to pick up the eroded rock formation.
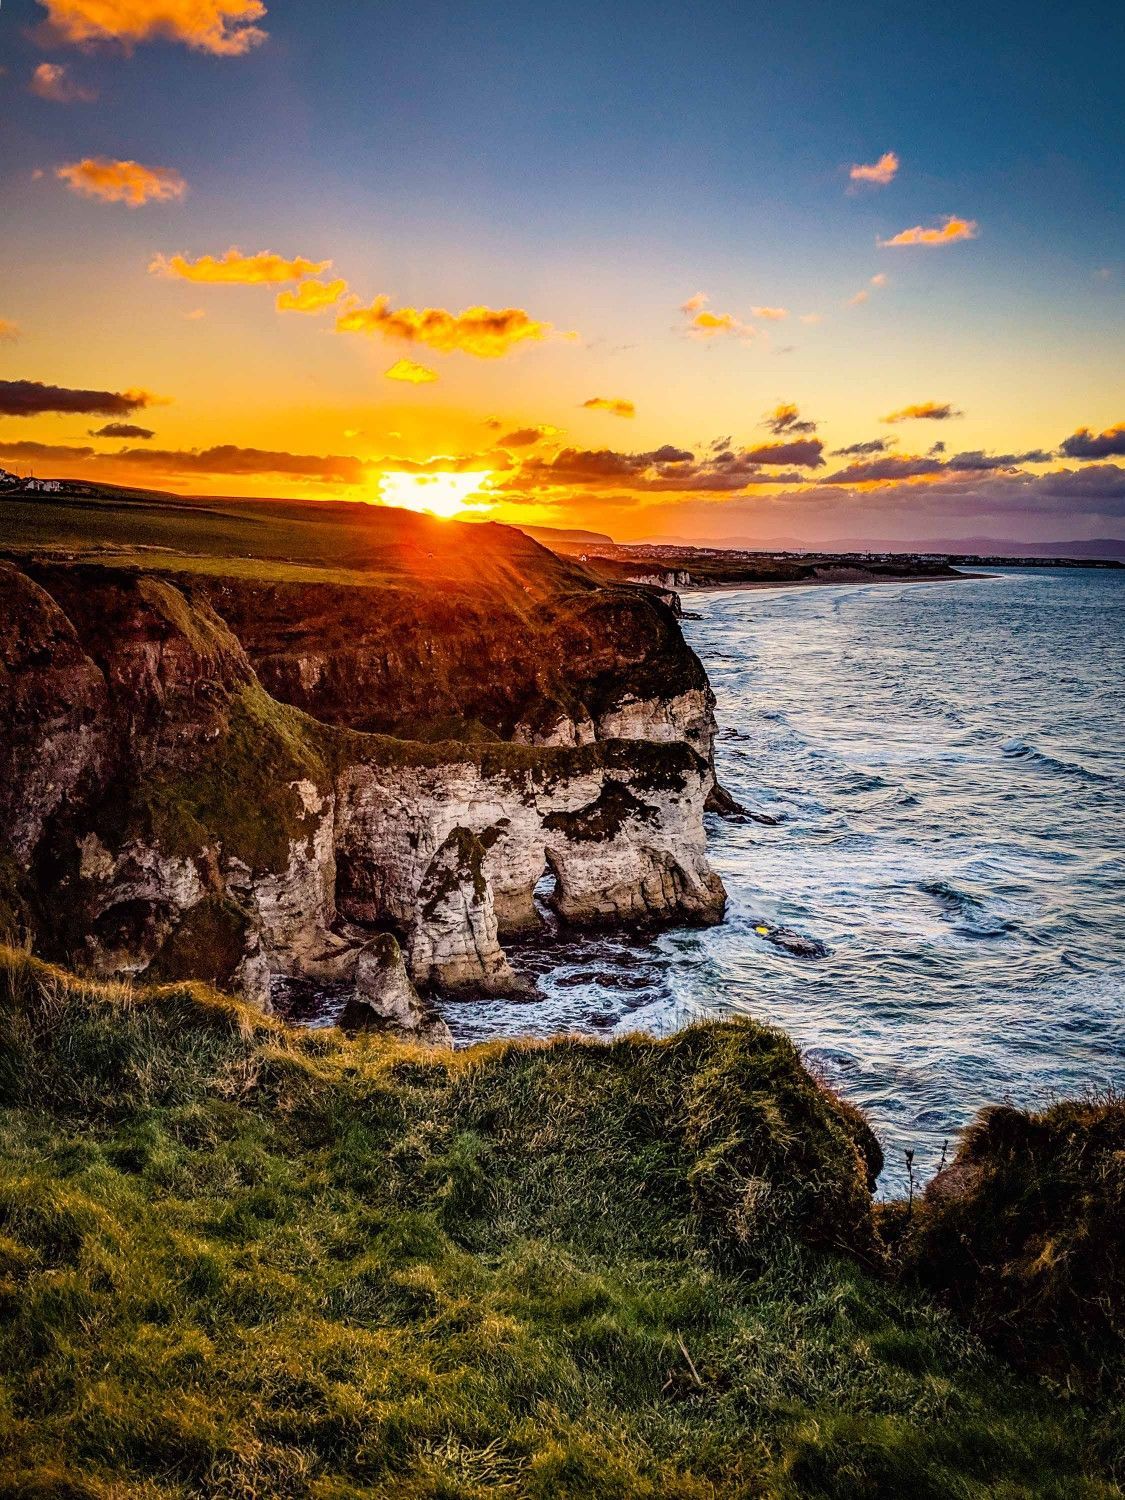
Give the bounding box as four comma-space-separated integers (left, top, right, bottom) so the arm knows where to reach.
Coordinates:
0, 543, 726, 1034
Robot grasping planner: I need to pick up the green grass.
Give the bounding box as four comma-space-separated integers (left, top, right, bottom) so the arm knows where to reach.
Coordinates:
0, 491, 597, 600
0, 949, 1120, 1497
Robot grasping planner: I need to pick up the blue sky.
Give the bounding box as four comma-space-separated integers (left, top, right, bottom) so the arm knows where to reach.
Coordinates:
1, 0, 1123, 541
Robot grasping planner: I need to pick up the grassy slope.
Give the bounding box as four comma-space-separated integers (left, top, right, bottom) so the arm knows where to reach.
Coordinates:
0, 491, 595, 599
0, 951, 1120, 1499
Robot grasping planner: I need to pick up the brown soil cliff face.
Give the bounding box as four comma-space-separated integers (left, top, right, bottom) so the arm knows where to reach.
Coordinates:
195, 564, 709, 744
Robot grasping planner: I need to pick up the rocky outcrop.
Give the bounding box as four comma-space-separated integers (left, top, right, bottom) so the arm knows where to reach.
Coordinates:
0, 554, 726, 1027
338, 934, 453, 1046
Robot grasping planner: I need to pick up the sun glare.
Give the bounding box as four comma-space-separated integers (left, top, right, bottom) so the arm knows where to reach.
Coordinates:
377, 470, 495, 519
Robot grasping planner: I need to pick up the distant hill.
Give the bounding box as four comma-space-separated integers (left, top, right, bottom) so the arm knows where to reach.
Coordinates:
512, 523, 614, 553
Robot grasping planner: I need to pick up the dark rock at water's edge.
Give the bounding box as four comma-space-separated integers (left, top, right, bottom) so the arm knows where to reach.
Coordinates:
753, 922, 829, 959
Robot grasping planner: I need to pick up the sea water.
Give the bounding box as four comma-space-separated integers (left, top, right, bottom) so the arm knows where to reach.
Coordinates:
283, 568, 1125, 1192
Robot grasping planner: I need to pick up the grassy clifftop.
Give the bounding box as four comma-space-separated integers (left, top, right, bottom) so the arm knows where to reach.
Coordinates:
0, 948, 1120, 1498
5, 493, 708, 742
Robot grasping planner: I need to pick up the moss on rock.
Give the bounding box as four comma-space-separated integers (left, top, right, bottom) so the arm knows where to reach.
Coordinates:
137, 681, 331, 874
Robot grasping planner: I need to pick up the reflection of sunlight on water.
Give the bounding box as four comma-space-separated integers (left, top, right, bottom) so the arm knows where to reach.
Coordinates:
279, 569, 1125, 1195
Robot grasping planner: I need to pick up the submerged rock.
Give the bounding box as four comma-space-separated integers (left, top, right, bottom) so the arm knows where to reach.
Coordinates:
753, 922, 829, 959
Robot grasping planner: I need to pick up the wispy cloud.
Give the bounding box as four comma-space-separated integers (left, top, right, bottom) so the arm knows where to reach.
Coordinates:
0, 379, 159, 417
882, 401, 963, 423
36, 0, 268, 56
1059, 422, 1125, 460
337, 297, 556, 358
848, 272, 889, 307
496, 425, 561, 447
849, 151, 899, 187
879, 216, 978, 248
151, 247, 329, 284
830, 437, 896, 456
385, 358, 438, 383
57, 157, 186, 206
275, 277, 349, 313
583, 396, 635, 418
29, 61, 95, 102
751, 305, 788, 321
0, 319, 19, 343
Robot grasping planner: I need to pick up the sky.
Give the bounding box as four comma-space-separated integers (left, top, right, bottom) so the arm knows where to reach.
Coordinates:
1, 0, 1123, 545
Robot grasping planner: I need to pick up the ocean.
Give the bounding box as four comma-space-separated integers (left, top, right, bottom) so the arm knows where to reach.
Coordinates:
285, 568, 1125, 1193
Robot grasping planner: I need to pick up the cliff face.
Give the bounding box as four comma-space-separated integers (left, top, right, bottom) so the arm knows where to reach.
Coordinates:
0, 542, 724, 1019
195, 569, 714, 757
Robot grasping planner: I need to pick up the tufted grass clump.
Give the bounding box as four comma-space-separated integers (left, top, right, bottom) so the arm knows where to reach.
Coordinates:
898, 1095, 1125, 1393
0, 947, 1121, 1497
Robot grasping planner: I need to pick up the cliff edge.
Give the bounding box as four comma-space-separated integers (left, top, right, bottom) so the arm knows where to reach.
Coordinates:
0, 500, 725, 1020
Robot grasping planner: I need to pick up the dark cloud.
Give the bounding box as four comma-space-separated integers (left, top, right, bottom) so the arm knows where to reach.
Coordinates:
946, 449, 1053, 472
89, 422, 155, 440
507, 442, 812, 495
0, 379, 156, 417
763, 402, 817, 436
110, 444, 369, 483
823, 455, 944, 484
742, 438, 824, 467
498, 426, 554, 447
1059, 423, 1125, 460
0, 438, 369, 484
831, 438, 895, 456
0, 439, 95, 462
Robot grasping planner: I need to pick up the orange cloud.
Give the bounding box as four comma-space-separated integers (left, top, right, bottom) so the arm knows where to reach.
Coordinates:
57, 157, 186, 206
336, 296, 555, 358
275, 277, 349, 313
29, 61, 95, 101
850, 151, 900, 187
881, 401, 963, 423
799, 312, 822, 325
496, 425, 560, 446
385, 358, 438, 384
0, 319, 19, 343
679, 291, 753, 339
879, 216, 979, 248
583, 396, 635, 418
37, 0, 267, 56
871, 273, 888, 287
848, 289, 869, 306
751, 305, 788, 321
151, 247, 329, 284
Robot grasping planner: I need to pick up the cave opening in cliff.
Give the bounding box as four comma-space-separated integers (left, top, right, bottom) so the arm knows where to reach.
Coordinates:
533, 857, 563, 937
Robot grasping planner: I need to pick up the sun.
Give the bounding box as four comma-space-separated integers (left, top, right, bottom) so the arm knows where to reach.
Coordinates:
377, 470, 495, 519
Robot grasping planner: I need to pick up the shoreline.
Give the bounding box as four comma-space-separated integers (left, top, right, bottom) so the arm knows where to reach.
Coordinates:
678, 569, 993, 594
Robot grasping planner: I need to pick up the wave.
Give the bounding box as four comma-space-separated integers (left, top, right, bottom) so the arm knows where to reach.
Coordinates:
921, 879, 1014, 937
1001, 738, 1110, 784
